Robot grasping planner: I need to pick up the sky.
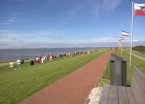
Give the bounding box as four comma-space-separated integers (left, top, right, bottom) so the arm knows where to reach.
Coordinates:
0, 0, 145, 48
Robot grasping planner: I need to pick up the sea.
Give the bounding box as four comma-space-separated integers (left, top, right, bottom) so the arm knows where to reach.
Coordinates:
0, 48, 99, 62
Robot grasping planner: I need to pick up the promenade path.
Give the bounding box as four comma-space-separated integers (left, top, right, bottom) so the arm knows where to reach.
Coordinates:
20, 49, 114, 104
0, 62, 9, 66
132, 53, 145, 61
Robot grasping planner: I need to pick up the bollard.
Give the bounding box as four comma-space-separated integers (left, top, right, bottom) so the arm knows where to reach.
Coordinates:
110, 54, 127, 86
110, 60, 116, 85
122, 61, 127, 86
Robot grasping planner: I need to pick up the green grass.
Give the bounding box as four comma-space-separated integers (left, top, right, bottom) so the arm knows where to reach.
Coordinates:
0, 49, 108, 104
100, 49, 145, 86
124, 47, 145, 58
102, 62, 110, 80
98, 61, 110, 87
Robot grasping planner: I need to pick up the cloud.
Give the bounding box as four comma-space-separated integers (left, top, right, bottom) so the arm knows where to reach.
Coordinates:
54, 0, 122, 24
0, 29, 144, 49
1, 41, 145, 49
0, 30, 121, 48
54, 37, 63, 40
56, 5, 84, 24
0, 30, 145, 49
0, 29, 67, 48
87, 0, 122, 16
93, 34, 120, 42
2, 17, 23, 25
0, 30, 21, 41
102, 0, 122, 12
124, 40, 139, 42
66, 6, 83, 19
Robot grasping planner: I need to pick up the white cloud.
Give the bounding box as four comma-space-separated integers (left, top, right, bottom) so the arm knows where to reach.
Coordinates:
87, 0, 122, 16
102, 0, 122, 12
54, 37, 63, 40
124, 40, 139, 42
55, 5, 84, 24
0, 30, 21, 41
0, 30, 49, 43
0, 29, 67, 48
2, 17, 23, 25
0, 30, 144, 49
0, 30, 121, 48
66, 6, 83, 19
93, 36, 119, 42
0, 29, 143, 49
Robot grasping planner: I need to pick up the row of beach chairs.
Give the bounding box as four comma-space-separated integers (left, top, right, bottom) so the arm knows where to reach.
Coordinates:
9, 50, 95, 68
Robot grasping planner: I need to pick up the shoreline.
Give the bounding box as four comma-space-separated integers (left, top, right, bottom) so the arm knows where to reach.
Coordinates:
0, 57, 34, 67
0, 48, 99, 62
0, 48, 102, 67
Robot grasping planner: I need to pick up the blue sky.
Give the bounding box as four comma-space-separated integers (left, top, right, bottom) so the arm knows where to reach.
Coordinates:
0, 0, 145, 48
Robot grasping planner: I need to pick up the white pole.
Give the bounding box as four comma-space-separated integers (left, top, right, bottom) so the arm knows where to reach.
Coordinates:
119, 41, 121, 51
130, 1, 134, 66
121, 41, 122, 53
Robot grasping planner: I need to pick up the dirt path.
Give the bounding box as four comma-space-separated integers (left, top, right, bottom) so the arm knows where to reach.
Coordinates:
20, 49, 114, 104
132, 53, 145, 61
0, 62, 9, 66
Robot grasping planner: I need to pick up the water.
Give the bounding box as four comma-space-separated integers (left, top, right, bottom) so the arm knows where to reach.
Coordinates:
0, 48, 98, 62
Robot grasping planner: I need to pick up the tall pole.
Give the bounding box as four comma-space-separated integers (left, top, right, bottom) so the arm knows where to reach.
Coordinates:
130, 1, 134, 66
121, 41, 122, 53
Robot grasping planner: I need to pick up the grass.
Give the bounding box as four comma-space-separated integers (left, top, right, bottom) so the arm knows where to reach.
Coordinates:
0, 49, 108, 104
98, 62, 110, 87
100, 48, 145, 87
124, 47, 145, 58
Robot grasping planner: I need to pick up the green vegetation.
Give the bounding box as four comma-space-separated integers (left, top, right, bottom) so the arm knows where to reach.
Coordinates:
98, 62, 110, 87
124, 47, 145, 58
100, 49, 145, 86
133, 45, 145, 52
0, 49, 107, 104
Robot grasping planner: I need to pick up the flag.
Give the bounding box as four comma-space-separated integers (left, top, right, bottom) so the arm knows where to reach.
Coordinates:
134, 3, 145, 16
122, 31, 130, 36
120, 37, 124, 40
118, 40, 122, 45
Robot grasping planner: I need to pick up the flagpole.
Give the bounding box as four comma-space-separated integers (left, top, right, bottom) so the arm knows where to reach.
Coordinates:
130, 0, 134, 66
121, 41, 122, 53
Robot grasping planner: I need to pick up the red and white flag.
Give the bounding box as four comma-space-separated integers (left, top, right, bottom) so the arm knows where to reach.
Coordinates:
134, 3, 145, 16
122, 31, 130, 36
120, 37, 124, 40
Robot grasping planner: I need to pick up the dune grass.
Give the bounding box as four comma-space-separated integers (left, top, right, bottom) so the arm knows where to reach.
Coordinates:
100, 49, 145, 86
0, 49, 108, 104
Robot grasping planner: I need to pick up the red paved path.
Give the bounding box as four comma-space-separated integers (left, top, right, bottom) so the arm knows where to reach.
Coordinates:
20, 49, 114, 104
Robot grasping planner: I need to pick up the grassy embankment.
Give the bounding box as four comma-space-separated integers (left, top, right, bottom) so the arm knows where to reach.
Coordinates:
99, 48, 145, 87
124, 47, 145, 58
0, 49, 108, 104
